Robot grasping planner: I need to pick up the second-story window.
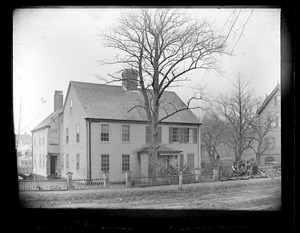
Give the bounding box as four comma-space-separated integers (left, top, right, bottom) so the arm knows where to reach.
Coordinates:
66, 154, 69, 170
274, 95, 281, 107
66, 128, 69, 144
70, 99, 73, 116
172, 128, 180, 143
101, 124, 109, 141
76, 124, 80, 142
268, 116, 279, 128
264, 137, 275, 150
122, 125, 130, 142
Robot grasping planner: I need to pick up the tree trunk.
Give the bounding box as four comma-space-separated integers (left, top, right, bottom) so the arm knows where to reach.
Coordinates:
148, 123, 159, 177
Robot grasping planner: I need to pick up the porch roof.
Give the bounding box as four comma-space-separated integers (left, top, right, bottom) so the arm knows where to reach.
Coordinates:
136, 144, 182, 155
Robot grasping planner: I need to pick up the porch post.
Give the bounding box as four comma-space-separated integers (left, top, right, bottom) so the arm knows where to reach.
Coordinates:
178, 171, 183, 190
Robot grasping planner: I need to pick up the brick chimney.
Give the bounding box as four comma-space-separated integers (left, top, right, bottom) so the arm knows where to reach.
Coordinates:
122, 69, 138, 91
54, 90, 63, 111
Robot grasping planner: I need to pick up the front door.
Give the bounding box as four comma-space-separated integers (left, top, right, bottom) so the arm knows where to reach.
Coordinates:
50, 156, 57, 175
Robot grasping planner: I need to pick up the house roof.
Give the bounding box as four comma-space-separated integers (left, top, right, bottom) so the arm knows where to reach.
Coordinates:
32, 108, 63, 132
70, 81, 201, 125
257, 84, 280, 115
136, 144, 183, 154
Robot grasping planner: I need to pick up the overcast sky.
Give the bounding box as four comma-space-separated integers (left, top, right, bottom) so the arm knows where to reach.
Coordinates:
13, 7, 280, 134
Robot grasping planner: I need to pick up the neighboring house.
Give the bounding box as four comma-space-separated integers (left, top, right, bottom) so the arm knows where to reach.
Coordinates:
31, 91, 63, 178
16, 133, 33, 175
15, 133, 32, 157
256, 84, 281, 165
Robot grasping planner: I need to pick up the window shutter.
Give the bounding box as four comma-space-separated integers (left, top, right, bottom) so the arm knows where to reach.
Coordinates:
184, 128, 188, 143
193, 128, 198, 143
169, 127, 173, 143
179, 128, 184, 143
158, 126, 162, 143
146, 126, 150, 143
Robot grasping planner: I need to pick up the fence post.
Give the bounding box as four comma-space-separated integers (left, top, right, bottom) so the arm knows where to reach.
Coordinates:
103, 173, 110, 188
125, 171, 132, 188
218, 165, 223, 180
195, 169, 200, 183
66, 172, 74, 190
178, 171, 183, 190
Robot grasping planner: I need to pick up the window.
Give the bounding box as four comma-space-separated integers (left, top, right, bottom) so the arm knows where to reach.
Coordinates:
264, 137, 275, 150
187, 128, 194, 143
101, 124, 109, 141
122, 154, 130, 172
34, 139, 36, 147
76, 154, 80, 171
66, 154, 69, 170
265, 156, 275, 165
50, 129, 59, 145
39, 154, 41, 168
42, 137, 44, 146
172, 128, 180, 142
122, 125, 130, 142
43, 154, 45, 169
70, 99, 73, 115
274, 95, 280, 107
39, 138, 41, 146
61, 153, 64, 169
268, 116, 279, 128
76, 124, 80, 142
101, 154, 109, 172
66, 128, 69, 144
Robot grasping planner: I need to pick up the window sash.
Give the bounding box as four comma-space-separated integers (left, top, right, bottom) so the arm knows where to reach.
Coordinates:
66, 154, 69, 169
122, 125, 130, 142
66, 128, 69, 143
70, 99, 73, 115
122, 154, 130, 171
172, 128, 180, 142
101, 154, 109, 172
76, 125, 80, 142
101, 124, 109, 141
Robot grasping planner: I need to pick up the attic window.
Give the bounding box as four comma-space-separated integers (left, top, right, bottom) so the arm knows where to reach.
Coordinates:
70, 99, 73, 116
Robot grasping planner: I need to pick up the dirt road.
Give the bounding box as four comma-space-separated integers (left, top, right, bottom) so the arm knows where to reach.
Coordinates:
19, 176, 281, 210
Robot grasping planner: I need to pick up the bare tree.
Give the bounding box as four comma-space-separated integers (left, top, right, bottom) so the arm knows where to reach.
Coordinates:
97, 9, 250, 176
201, 110, 228, 164
215, 72, 260, 163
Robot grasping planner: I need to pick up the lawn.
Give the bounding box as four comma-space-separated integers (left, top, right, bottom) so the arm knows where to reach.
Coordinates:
19, 176, 281, 210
